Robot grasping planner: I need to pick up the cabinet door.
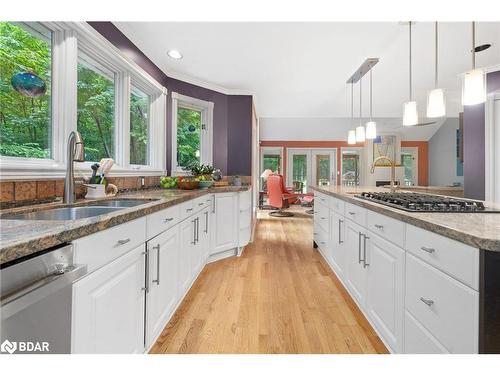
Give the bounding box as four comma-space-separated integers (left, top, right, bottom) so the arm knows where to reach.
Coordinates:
365, 232, 405, 353
211, 193, 238, 254
146, 226, 180, 347
329, 210, 345, 277
190, 213, 205, 278
179, 218, 195, 295
72, 245, 146, 354
200, 208, 211, 262
345, 219, 367, 308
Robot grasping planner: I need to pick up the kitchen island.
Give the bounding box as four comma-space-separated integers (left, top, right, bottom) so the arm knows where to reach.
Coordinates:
310, 185, 500, 354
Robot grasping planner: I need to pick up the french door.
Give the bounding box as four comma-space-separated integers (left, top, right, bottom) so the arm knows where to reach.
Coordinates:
286, 149, 337, 193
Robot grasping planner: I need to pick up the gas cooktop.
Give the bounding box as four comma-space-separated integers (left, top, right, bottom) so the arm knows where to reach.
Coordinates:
355, 192, 500, 213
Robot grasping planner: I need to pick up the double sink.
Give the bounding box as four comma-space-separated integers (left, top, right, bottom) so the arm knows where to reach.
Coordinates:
2, 199, 157, 221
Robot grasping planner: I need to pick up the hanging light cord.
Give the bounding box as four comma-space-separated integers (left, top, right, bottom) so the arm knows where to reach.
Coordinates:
472, 21, 476, 69
359, 77, 362, 125
435, 22, 438, 88
409, 21, 413, 101
351, 83, 354, 121
369, 69, 373, 120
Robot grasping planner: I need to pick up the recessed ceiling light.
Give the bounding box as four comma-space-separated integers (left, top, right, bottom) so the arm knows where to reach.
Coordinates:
167, 49, 182, 59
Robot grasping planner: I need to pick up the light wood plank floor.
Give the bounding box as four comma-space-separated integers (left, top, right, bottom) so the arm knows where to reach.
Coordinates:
150, 207, 388, 354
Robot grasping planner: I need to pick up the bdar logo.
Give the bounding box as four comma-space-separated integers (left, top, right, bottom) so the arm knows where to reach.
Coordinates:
1, 340, 17, 354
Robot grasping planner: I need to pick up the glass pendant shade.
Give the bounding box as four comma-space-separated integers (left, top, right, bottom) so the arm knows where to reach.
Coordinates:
462, 68, 486, 106
403, 101, 418, 126
347, 130, 356, 145
426, 88, 446, 118
355, 126, 366, 143
365, 121, 377, 139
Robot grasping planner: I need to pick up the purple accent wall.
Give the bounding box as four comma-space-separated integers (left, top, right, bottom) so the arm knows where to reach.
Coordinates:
463, 70, 500, 200
88, 22, 252, 176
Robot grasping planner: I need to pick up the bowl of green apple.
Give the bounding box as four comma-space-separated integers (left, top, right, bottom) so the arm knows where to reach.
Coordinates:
197, 175, 213, 189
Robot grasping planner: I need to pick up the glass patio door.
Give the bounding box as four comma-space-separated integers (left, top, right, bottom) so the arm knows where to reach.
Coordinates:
287, 149, 336, 193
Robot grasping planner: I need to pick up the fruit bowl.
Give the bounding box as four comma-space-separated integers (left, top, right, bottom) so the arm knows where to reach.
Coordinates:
178, 180, 200, 190
198, 180, 214, 189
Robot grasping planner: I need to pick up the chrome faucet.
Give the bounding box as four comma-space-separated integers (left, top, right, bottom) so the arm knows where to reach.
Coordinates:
64, 131, 85, 203
370, 155, 398, 193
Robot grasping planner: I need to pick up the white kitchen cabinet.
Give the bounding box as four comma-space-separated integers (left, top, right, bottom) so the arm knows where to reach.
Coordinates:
190, 211, 204, 278
329, 210, 345, 277
146, 226, 180, 348
211, 192, 238, 254
200, 207, 211, 262
179, 217, 196, 295
345, 219, 368, 308
238, 189, 252, 249
72, 245, 146, 354
365, 232, 405, 353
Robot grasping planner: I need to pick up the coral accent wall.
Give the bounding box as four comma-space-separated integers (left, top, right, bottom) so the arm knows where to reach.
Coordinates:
260, 140, 429, 186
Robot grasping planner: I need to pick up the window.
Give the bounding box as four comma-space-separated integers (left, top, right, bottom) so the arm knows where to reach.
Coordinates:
177, 106, 201, 168
130, 87, 150, 165
171, 92, 213, 174
0, 22, 52, 159
342, 150, 360, 186
77, 57, 116, 162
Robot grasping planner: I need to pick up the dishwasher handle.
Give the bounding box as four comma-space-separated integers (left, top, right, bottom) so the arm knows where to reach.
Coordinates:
0, 264, 87, 319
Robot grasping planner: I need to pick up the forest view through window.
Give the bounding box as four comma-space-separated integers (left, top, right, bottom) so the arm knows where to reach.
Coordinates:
177, 106, 201, 168
130, 88, 150, 165
0, 22, 52, 158
77, 61, 115, 162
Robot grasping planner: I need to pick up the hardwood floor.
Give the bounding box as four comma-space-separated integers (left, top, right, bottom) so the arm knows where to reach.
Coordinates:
149, 207, 388, 354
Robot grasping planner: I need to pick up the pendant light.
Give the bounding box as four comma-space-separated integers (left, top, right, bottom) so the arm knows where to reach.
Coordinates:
403, 22, 419, 126
462, 22, 486, 106
366, 69, 377, 139
356, 77, 366, 142
427, 22, 446, 117
348, 83, 356, 144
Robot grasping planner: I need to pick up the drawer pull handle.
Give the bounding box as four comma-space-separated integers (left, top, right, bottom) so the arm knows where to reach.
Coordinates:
374, 224, 384, 229
198, 202, 204, 206
164, 217, 174, 222
321, 217, 326, 220
186, 208, 193, 212
420, 246, 436, 254
420, 297, 434, 306
116, 238, 131, 246
348, 211, 356, 215
320, 241, 326, 245
313, 232, 318, 235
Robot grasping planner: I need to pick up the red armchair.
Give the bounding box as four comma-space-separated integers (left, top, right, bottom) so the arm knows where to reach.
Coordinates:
267, 174, 299, 217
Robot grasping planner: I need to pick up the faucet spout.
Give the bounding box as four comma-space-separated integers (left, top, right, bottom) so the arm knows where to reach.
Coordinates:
64, 131, 85, 203
370, 155, 398, 193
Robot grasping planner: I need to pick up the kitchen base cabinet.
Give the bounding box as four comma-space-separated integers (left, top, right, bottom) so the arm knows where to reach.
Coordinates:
345, 219, 367, 308
329, 210, 345, 277
211, 193, 238, 255
179, 218, 196, 295
365, 232, 405, 353
146, 226, 180, 348
72, 245, 146, 354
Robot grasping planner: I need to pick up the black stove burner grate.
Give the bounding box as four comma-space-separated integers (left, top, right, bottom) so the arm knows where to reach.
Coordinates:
355, 192, 499, 213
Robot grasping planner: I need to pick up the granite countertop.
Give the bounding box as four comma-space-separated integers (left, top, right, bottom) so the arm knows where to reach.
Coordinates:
310, 185, 500, 252
0, 186, 250, 265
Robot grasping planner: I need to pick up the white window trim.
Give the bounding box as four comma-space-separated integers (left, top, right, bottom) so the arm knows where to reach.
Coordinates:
171, 92, 213, 175
0, 22, 167, 180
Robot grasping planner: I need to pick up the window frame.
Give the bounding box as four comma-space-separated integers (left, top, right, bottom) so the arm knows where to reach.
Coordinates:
171, 92, 213, 175
0, 22, 167, 179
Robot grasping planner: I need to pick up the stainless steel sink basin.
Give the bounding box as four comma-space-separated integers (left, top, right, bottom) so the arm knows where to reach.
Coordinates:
87, 199, 157, 208
3, 206, 124, 221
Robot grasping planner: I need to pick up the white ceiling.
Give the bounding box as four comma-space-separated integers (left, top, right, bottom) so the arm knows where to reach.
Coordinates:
115, 22, 500, 118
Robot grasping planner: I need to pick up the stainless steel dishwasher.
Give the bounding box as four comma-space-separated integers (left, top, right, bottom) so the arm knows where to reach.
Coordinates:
0, 244, 86, 354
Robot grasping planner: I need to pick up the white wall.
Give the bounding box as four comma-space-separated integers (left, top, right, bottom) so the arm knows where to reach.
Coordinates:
259, 117, 444, 141
428, 118, 464, 186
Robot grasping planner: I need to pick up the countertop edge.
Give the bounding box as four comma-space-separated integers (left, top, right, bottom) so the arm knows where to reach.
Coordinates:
310, 186, 500, 252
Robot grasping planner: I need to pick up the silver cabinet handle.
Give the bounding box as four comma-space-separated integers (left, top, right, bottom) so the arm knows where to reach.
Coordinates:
348, 211, 356, 216
164, 217, 174, 223
115, 238, 131, 247
192, 219, 197, 244
320, 216, 326, 220
338, 219, 343, 244
358, 232, 363, 264
212, 196, 216, 213
186, 208, 193, 212
142, 248, 149, 293
374, 224, 384, 229
205, 211, 209, 233
196, 217, 200, 243
152, 244, 160, 285
198, 202, 204, 206
420, 297, 434, 306
363, 235, 369, 268
420, 246, 436, 254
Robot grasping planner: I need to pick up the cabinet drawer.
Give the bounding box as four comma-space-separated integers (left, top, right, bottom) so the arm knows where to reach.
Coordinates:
404, 311, 448, 353
405, 253, 478, 353
192, 195, 209, 212
314, 191, 329, 207
406, 225, 479, 290
367, 211, 405, 248
315, 227, 329, 252
180, 200, 195, 220
314, 202, 329, 232
344, 202, 367, 227
330, 197, 345, 215
147, 205, 181, 239
74, 217, 147, 273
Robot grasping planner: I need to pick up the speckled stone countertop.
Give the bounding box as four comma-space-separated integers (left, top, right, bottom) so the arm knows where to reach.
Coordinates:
310, 185, 500, 252
0, 186, 250, 265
